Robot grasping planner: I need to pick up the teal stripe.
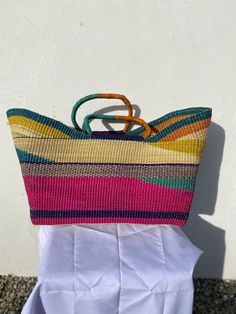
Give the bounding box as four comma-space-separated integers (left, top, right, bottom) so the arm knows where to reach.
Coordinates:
15, 148, 54, 163
140, 177, 196, 191
6, 108, 91, 139
127, 107, 212, 142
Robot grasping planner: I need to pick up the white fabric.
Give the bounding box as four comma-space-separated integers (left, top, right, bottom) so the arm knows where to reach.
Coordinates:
22, 224, 202, 314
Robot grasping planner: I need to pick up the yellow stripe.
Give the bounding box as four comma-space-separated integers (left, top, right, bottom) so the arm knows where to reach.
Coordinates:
8, 116, 70, 139
149, 140, 205, 155
176, 128, 208, 140
9, 124, 49, 138
13, 138, 202, 164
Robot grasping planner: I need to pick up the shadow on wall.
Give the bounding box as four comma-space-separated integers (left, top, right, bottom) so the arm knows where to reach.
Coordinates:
79, 103, 142, 131
82, 104, 226, 279
183, 122, 225, 279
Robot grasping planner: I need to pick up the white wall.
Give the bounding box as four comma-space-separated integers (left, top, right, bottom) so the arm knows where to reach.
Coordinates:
0, 0, 235, 279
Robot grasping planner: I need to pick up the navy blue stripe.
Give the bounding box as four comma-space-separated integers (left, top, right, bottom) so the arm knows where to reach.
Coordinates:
91, 131, 144, 141
21, 161, 199, 167
12, 134, 144, 141
30, 209, 188, 220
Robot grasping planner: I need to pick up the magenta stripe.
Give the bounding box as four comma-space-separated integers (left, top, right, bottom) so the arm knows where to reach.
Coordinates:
23, 176, 193, 213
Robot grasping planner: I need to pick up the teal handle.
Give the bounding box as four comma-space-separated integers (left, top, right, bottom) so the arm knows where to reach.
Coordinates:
71, 93, 133, 132
82, 113, 152, 139
82, 114, 117, 134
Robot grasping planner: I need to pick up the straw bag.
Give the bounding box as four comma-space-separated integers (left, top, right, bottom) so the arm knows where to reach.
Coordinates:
6, 93, 212, 226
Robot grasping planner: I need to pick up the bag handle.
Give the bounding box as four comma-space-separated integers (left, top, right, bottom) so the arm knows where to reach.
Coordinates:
71, 93, 133, 132
82, 114, 152, 139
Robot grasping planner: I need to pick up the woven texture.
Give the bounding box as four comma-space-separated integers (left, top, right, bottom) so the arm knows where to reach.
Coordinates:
6, 106, 212, 226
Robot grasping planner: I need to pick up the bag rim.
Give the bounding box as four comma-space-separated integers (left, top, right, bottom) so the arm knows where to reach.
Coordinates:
6, 106, 212, 142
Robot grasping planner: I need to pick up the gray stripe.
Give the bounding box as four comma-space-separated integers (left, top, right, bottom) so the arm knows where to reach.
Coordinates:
20, 163, 198, 178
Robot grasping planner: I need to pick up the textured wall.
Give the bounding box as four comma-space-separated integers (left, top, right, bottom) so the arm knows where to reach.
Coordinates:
0, 0, 235, 278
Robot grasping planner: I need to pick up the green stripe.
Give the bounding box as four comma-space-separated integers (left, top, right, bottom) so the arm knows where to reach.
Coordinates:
140, 177, 196, 191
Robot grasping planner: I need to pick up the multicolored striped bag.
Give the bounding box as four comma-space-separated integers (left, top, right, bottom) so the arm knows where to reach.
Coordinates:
6, 93, 212, 226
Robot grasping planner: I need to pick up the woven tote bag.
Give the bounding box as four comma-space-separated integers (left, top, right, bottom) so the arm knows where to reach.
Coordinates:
6, 93, 212, 226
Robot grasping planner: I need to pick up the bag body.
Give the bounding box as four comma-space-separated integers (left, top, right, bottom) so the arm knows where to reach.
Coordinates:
6, 94, 212, 226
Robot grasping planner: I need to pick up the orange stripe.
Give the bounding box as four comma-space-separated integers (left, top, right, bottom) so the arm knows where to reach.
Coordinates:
153, 114, 194, 132
160, 118, 211, 141
140, 114, 194, 137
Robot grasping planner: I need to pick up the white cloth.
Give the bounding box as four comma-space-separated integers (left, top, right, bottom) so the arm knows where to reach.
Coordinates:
21, 224, 202, 314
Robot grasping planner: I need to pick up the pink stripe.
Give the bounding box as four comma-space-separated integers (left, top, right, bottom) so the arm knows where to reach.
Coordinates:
31, 217, 187, 226
23, 176, 193, 212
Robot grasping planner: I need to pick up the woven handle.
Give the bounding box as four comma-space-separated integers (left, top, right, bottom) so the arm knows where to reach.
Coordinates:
83, 114, 152, 139
71, 93, 133, 132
